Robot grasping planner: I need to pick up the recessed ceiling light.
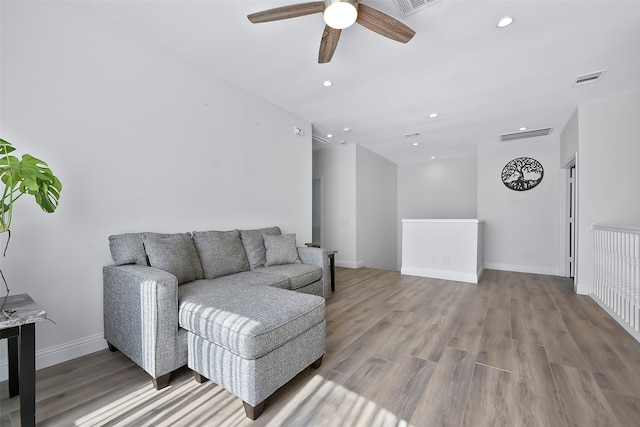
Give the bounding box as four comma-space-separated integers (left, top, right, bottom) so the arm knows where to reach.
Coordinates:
343, 127, 351, 133
431, 156, 436, 160
519, 127, 527, 131
497, 16, 514, 28
429, 113, 438, 118
323, 80, 333, 87
412, 142, 419, 146
327, 134, 333, 138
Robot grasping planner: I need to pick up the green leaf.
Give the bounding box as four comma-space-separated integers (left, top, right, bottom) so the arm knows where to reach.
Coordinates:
0, 139, 16, 155
0, 139, 62, 230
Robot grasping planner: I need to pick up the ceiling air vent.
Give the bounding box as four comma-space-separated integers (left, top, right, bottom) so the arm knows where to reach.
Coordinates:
393, 0, 442, 17
574, 69, 607, 86
500, 128, 553, 142
312, 134, 329, 144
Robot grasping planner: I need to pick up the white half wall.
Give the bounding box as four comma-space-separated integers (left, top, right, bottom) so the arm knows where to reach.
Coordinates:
0, 1, 312, 376
478, 137, 561, 275
576, 92, 640, 294
397, 156, 478, 268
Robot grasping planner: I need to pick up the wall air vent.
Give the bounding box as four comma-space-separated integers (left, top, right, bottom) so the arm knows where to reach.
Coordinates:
500, 128, 553, 142
393, 0, 442, 17
574, 69, 607, 86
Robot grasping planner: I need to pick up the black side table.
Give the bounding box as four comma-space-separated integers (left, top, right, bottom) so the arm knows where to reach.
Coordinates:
1, 294, 47, 427
305, 244, 338, 292
327, 250, 337, 292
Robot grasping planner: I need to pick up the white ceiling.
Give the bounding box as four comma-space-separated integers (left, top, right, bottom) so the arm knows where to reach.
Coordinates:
84, 0, 640, 164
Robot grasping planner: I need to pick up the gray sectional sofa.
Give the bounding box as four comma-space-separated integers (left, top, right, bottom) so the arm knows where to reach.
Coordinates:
103, 226, 328, 419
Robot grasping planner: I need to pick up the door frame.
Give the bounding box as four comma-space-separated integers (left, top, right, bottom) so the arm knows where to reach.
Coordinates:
560, 153, 578, 289
312, 177, 323, 248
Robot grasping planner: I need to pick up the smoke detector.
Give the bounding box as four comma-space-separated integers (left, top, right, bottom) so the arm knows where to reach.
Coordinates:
393, 0, 442, 17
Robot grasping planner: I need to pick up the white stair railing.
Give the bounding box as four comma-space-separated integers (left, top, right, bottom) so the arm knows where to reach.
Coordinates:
592, 224, 640, 338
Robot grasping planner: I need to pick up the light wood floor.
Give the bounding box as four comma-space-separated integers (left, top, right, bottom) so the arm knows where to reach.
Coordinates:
2, 268, 640, 426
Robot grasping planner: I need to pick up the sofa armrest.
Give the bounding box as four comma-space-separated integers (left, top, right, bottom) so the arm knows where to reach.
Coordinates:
103, 264, 183, 379
297, 247, 329, 298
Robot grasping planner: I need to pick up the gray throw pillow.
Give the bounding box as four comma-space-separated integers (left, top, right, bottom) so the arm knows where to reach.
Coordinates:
264, 233, 301, 266
142, 233, 203, 285
192, 229, 250, 279
108, 233, 149, 266
240, 226, 282, 269
109, 232, 179, 266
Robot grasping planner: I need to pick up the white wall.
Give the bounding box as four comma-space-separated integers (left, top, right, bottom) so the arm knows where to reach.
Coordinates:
397, 156, 478, 267
356, 145, 398, 270
0, 1, 312, 373
313, 144, 357, 267
477, 137, 561, 275
398, 157, 478, 218
560, 109, 579, 166
576, 92, 640, 294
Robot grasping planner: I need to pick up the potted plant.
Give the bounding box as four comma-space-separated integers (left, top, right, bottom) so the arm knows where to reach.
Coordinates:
0, 138, 62, 315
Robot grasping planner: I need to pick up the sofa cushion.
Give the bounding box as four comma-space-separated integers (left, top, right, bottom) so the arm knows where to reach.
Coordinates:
179, 283, 325, 359
109, 233, 151, 266
240, 226, 281, 270
192, 229, 250, 279
142, 233, 203, 285
108, 232, 180, 265
194, 271, 290, 290
255, 264, 322, 291
264, 234, 301, 267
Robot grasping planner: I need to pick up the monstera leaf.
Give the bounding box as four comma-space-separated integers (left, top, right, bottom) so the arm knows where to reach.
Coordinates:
0, 138, 62, 233
0, 138, 62, 314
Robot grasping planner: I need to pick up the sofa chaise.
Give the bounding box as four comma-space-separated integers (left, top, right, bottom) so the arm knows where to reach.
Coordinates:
103, 226, 328, 419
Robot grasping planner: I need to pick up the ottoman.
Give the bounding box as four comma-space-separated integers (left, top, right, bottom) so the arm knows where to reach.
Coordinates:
179, 283, 326, 420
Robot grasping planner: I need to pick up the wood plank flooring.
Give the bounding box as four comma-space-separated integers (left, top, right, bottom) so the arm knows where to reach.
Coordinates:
2, 268, 640, 426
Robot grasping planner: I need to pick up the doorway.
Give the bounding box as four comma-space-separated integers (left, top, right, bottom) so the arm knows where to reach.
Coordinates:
312, 178, 323, 247
568, 164, 576, 278
561, 155, 578, 287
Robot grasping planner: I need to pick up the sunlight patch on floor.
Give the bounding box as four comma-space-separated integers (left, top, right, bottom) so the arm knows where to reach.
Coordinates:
266, 374, 414, 427
70, 370, 415, 426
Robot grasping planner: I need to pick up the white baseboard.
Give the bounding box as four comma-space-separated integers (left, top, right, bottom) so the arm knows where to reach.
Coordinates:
401, 267, 480, 284
590, 294, 640, 343
574, 277, 589, 295
484, 263, 560, 276
336, 260, 364, 269
0, 333, 108, 381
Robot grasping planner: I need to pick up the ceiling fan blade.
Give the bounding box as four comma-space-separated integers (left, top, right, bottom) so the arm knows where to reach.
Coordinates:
248, 1, 324, 23
318, 25, 342, 63
356, 3, 416, 43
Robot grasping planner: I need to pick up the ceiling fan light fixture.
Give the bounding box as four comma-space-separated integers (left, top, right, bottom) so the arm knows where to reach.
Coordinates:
324, 0, 358, 30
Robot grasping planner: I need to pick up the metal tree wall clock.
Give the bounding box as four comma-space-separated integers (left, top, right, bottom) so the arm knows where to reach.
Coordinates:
501, 157, 544, 191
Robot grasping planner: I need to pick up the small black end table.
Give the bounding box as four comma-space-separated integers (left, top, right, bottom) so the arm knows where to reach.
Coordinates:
1, 293, 47, 427
327, 250, 337, 292
305, 244, 338, 292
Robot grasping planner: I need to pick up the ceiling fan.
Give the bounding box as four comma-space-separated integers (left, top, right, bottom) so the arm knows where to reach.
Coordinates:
247, 0, 416, 63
